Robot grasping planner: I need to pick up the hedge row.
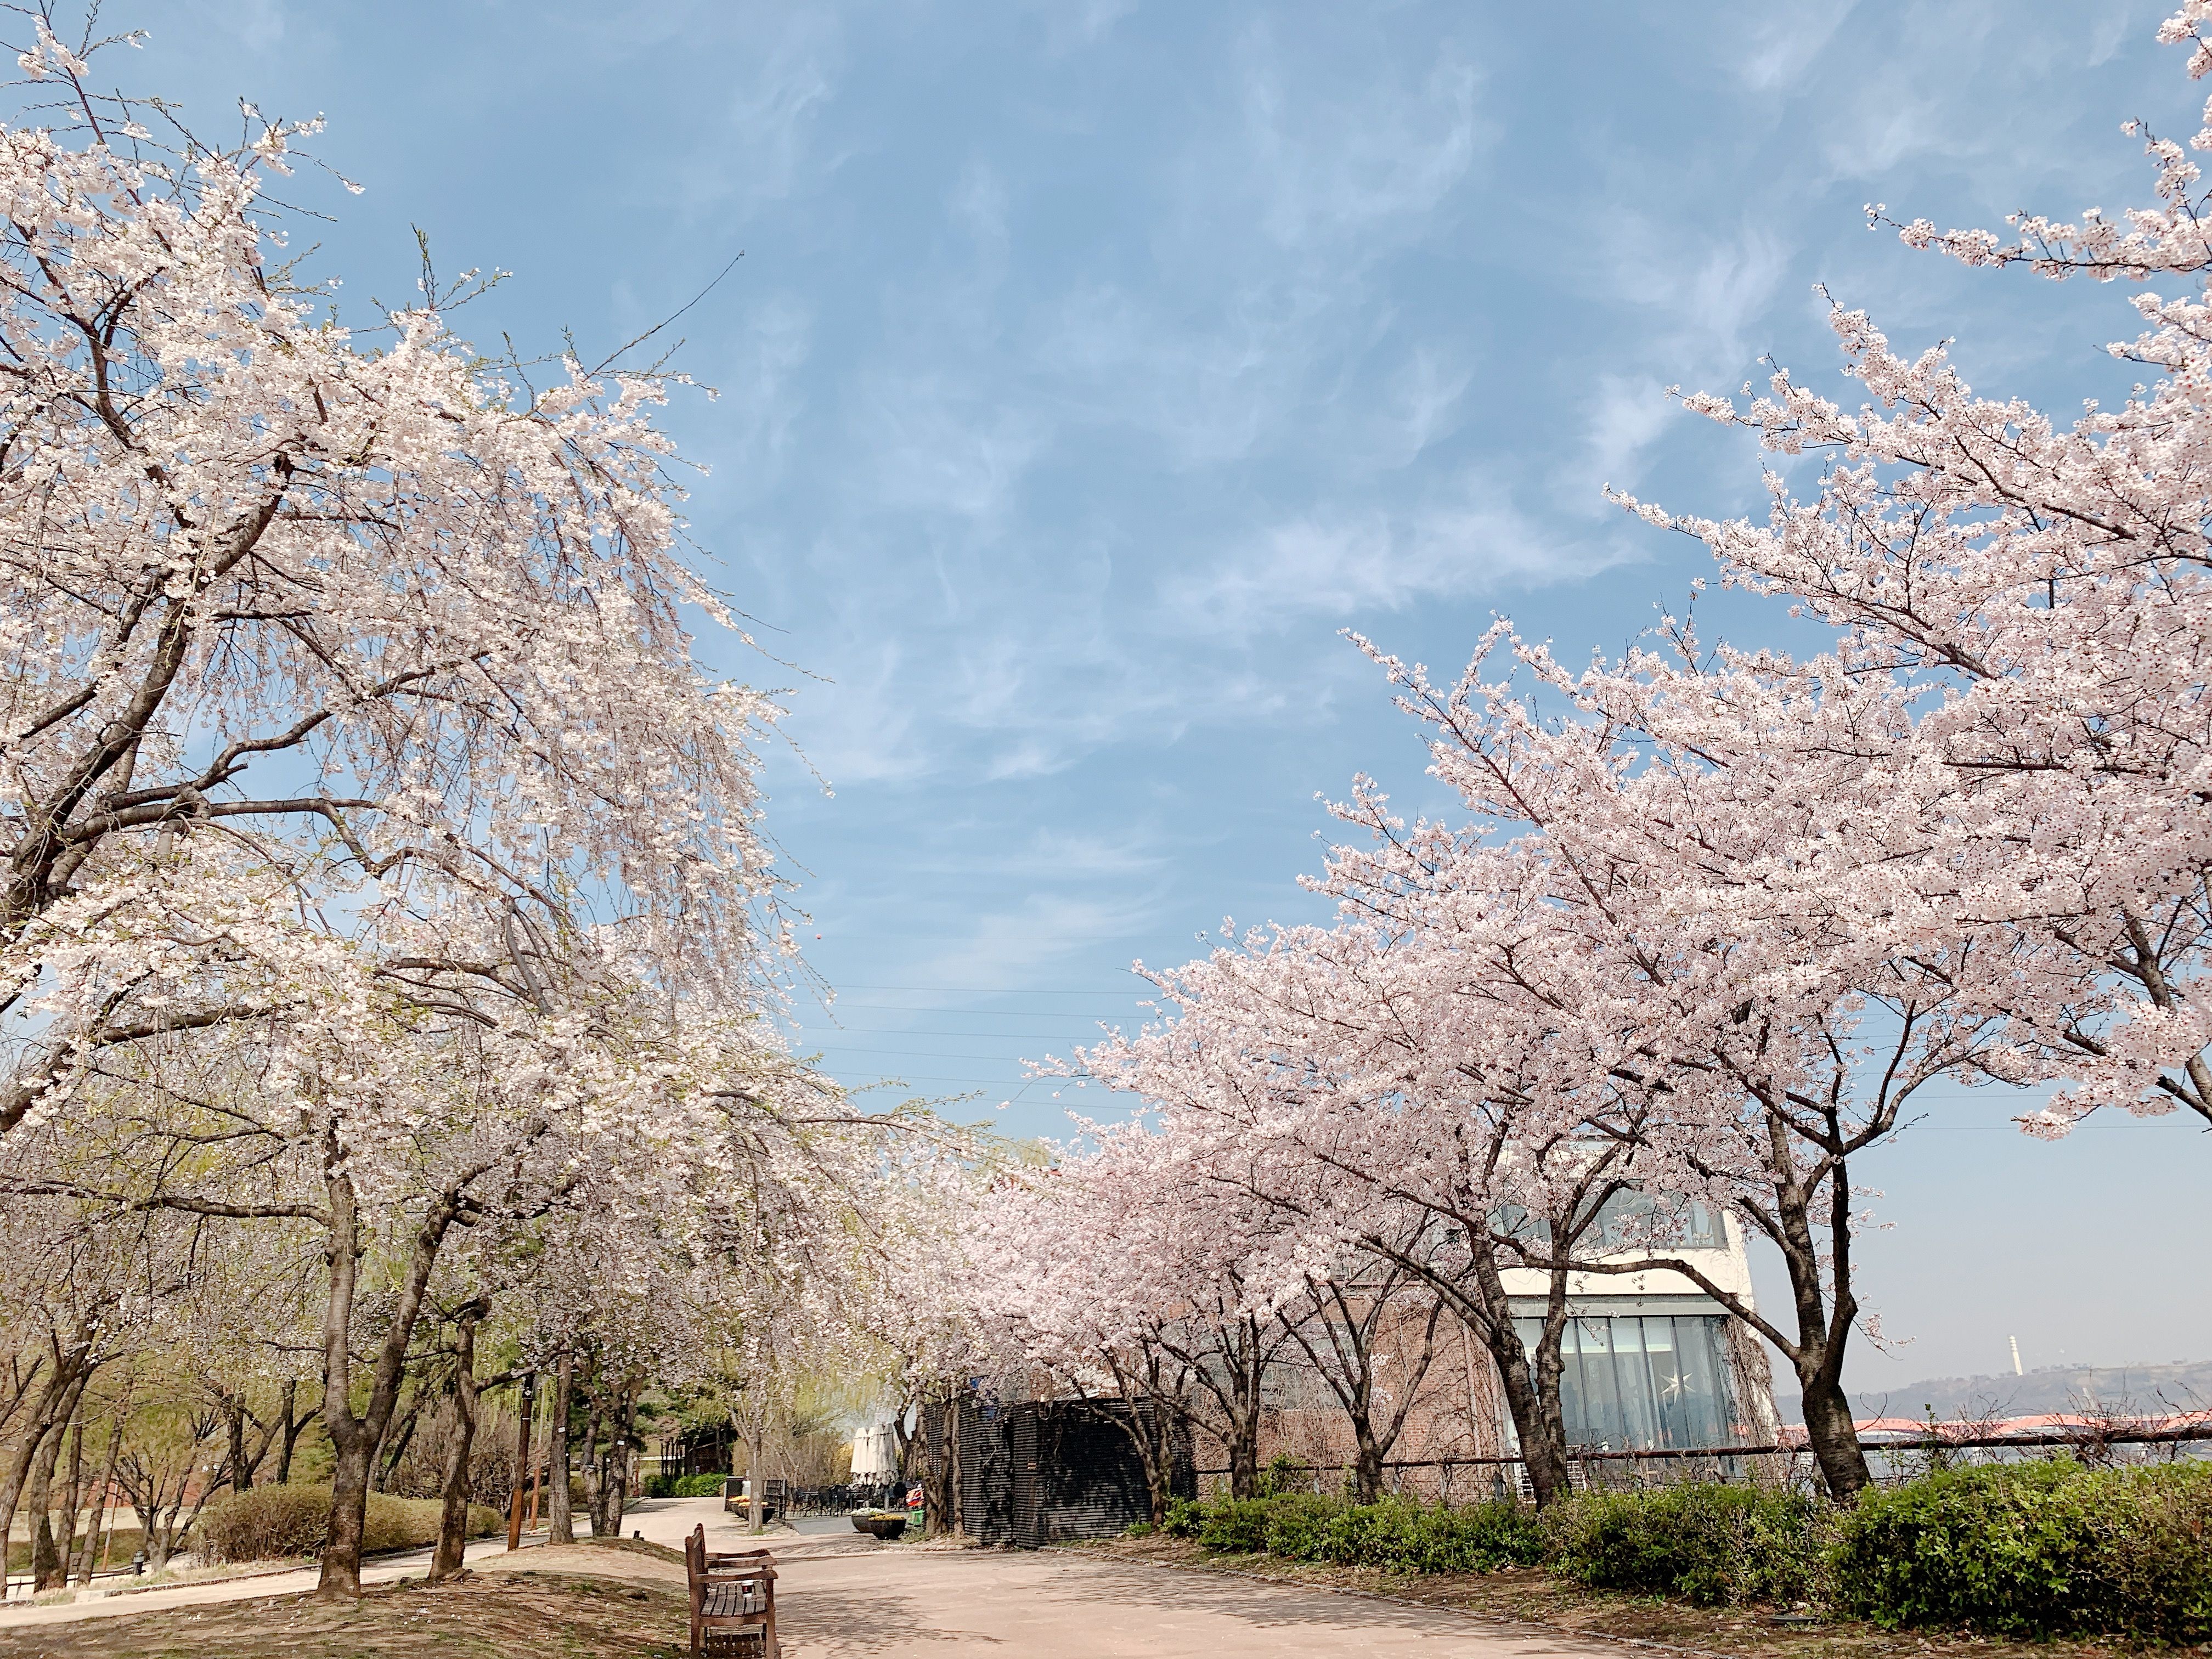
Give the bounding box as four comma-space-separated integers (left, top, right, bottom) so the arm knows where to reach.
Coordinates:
1167, 1493, 1543, 1573
1152, 1458, 2212, 1641
644, 1472, 726, 1498
1833, 1461, 2212, 1641
199, 1485, 505, 1563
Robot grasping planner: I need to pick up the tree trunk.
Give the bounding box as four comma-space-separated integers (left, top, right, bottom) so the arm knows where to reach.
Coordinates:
547, 1353, 574, 1545
275, 1380, 311, 1485
73, 1416, 122, 1585
26, 1463, 60, 1590
604, 1391, 635, 1537
1796, 1352, 1870, 1499
505, 1379, 534, 1551
144, 1501, 177, 1572
0, 1353, 84, 1570
49, 1410, 86, 1590
1526, 1262, 1577, 1482
1368, 1229, 1571, 1507
1227, 1406, 1261, 1500
223, 1391, 250, 1496
24, 1391, 76, 1591
322, 1435, 373, 1594
1351, 1429, 1385, 1504
579, 1402, 602, 1537
314, 1148, 465, 1595
1597, 1132, 1875, 1502
923, 1394, 956, 1537
430, 1310, 483, 1582
744, 1429, 766, 1533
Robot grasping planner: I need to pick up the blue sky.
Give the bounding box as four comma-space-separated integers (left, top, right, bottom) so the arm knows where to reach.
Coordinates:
138, 0, 2208, 1398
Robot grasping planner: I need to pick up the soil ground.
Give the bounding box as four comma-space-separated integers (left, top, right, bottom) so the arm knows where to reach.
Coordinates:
3, 1525, 2204, 1658
1085, 1534, 2212, 1659
0, 1538, 696, 1658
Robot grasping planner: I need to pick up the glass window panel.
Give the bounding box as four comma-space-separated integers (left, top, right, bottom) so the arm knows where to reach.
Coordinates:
1514, 1316, 1544, 1386
1674, 1316, 1728, 1446
1610, 1318, 1660, 1449
1572, 1317, 1623, 1447
1641, 1317, 1690, 1449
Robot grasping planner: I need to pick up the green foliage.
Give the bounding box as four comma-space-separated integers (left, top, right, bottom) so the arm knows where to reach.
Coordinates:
1195, 1497, 1275, 1553
1145, 1464, 2210, 1639
1545, 1481, 1825, 1608
1162, 1493, 1544, 1574
1269, 1495, 1546, 1573
1159, 1497, 1205, 1538
672, 1473, 726, 1498
199, 1485, 504, 1563
1832, 1459, 2212, 1641
1260, 1453, 1311, 1497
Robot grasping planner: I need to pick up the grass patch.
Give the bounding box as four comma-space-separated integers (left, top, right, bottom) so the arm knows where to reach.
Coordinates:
5, 1527, 144, 1574
0, 1568, 695, 1658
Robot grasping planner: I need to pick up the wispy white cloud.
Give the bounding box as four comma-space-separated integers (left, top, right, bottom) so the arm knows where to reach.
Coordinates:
1169, 476, 1633, 639
1371, 347, 1475, 470
857, 374, 1046, 526
1235, 29, 1482, 252
1737, 5, 1859, 91
680, 10, 846, 219
714, 295, 814, 494
1028, 0, 1139, 57
909, 891, 1168, 992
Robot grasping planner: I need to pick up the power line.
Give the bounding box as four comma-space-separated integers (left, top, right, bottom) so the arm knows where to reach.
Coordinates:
786, 1022, 1134, 1036
797, 1003, 1144, 1017
808, 1047, 1068, 1062
823, 983, 1153, 995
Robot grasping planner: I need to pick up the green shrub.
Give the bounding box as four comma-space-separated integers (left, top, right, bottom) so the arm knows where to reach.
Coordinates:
1167, 1492, 1543, 1575
671, 1474, 726, 1498
1547, 1482, 1822, 1608
1254, 1494, 1523, 1573
1256, 1493, 1346, 1560
1159, 1497, 1205, 1538
1196, 1498, 1275, 1553
199, 1485, 504, 1563
1833, 1459, 2212, 1641
1260, 1454, 1311, 1498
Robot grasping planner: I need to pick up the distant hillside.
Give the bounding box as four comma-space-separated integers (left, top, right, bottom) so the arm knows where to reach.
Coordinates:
1778, 1360, 2212, 1424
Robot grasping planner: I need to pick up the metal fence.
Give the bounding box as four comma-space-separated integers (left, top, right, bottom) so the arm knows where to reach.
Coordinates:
1194, 1422, 2212, 1502
780, 1482, 910, 1516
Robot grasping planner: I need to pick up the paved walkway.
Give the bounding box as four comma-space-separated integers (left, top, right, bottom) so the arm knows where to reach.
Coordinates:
0, 1496, 1617, 1656
770, 1549, 1618, 1657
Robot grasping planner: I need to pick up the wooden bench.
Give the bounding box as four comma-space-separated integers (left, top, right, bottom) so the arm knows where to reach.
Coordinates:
685, 1524, 778, 1658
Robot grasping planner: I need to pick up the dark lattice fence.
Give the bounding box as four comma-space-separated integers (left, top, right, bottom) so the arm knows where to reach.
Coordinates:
924, 1396, 1193, 1547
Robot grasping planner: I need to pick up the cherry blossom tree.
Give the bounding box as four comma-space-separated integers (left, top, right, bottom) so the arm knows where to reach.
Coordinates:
1609, 1, 2212, 1143
1280, 1243, 1448, 1505
1064, 918, 1675, 1509
1306, 629, 2021, 1500
973, 1135, 1205, 1519
0, 18, 788, 1152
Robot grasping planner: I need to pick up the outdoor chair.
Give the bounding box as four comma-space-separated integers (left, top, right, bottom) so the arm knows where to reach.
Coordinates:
685, 1523, 779, 1658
